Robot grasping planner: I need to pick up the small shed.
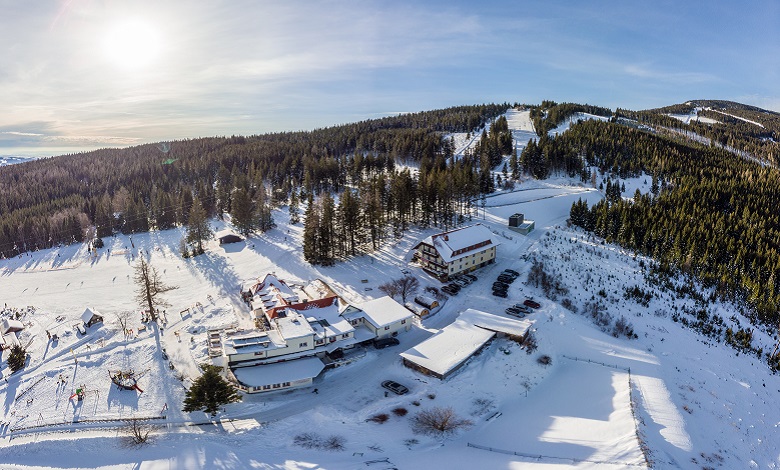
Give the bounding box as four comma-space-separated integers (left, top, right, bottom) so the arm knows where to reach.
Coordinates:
404, 302, 430, 318
414, 295, 439, 310
216, 230, 243, 245
1, 319, 24, 335
81, 307, 104, 327
509, 213, 525, 227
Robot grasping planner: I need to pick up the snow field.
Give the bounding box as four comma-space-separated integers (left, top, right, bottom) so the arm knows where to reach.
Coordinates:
1, 175, 779, 469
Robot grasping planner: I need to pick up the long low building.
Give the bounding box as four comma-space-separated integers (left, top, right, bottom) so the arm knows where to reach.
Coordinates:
400, 309, 531, 379
231, 356, 325, 393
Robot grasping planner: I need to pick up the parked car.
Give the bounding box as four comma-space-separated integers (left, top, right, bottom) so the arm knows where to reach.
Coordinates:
497, 275, 514, 283
503, 269, 520, 277
452, 278, 469, 288
505, 307, 522, 315
442, 285, 459, 296
493, 281, 509, 289
382, 380, 409, 395
492, 289, 508, 298
513, 304, 532, 313
523, 299, 541, 309
463, 274, 478, 282
447, 283, 462, 291
374, 337, 400, 349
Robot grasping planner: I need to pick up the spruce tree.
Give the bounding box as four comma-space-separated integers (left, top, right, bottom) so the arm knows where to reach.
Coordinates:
182, 365, 241, 416
230, 187, 256, 237
186, 197, 213, 255
7, 344, 27, 372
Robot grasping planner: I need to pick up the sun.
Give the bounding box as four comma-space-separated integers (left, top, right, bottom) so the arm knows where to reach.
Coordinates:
103, 19, 161, 70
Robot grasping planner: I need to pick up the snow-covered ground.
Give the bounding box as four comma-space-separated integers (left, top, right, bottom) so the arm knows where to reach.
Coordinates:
704, 108, 765, 128
666, 113, 720, 125
1, 175, 779, 469
548, 113, 610, 137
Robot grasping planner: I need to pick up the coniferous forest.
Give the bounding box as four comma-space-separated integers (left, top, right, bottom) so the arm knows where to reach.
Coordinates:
2, 99, 780, 328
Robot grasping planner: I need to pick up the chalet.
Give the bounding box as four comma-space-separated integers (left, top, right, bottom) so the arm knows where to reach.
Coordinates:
81, 307, 104, 327
414, 224, 500, 281
223, 274, 413, 393
400, 309, 530, 379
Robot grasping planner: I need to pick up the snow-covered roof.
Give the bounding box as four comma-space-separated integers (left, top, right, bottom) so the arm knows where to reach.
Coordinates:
460, 308, 531, 337
354, 296, 413, 329
274, 312, 314, 339
252, 274, 299, 309
418, 224, 500, 263
1, 318, 24, 333
400, 309, 530, 377
80, 307, 102, 323
400, 319, 495, 377
232, 357, 325, 387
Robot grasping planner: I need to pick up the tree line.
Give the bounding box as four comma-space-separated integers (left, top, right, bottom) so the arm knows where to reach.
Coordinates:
0, 104, 509, 259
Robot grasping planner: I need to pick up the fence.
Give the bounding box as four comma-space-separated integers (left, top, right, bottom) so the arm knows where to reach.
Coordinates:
8, 415, 167, 436
466, 442, 645, 467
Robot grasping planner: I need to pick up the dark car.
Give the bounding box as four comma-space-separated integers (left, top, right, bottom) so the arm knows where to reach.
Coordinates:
492, 289, 508, 298
513, 304, 532, 313
381, 380, 409, 395
523, 299, 541, 309
447, 283, 462, 291
503, 269, 520, 277
374, 337, 400, 349
464, 274, 478, 282
505, 307, 522, 315
442, 285, 459, 296
493, 281, 509, 289
497, 275, 514, 283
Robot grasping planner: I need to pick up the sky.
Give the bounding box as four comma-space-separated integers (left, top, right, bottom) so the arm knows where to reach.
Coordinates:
1, 0, 778, 157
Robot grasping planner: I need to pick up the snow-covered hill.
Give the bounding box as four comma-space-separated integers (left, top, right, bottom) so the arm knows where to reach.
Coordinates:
1, 177, 778, 469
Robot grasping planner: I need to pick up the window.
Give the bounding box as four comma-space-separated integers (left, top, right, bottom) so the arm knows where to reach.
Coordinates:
283, 382, 290, 387
384, 326, 390, 330
273, 383, 281, 389
263, 385, 271, 390
330, 337, 336, 343
401, 319, 406, 324
299, 342, 308, 348
342, 333, 349, 339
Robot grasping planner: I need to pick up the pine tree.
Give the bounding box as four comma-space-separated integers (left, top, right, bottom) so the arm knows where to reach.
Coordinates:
182, 365, 241, 416
7, 344, 27, 372
230, 187, 256, 237
186, 196, 213, 255
303, 194, 320, 263
255, 186, 275, 233
288, 190, 300, 224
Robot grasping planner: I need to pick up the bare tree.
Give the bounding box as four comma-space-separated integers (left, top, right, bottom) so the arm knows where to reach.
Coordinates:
378, 275, 419, 303
411, 407, 472, 436
134, 258, 177, 322
122, 420, 155, 446
113, 310, 135, 338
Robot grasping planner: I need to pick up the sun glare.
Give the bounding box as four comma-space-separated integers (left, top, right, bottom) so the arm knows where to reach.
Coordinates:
103, 19, 161, 70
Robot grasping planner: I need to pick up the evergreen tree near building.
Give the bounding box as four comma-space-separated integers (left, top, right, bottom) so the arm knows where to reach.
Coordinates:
182, 365, 241, 416
7, 344, 27, 372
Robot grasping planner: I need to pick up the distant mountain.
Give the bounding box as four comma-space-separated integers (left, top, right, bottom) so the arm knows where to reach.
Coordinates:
0, 155, 39, 166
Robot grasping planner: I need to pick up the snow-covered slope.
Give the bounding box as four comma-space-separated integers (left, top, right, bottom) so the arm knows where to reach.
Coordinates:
1, 178, 778, 469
